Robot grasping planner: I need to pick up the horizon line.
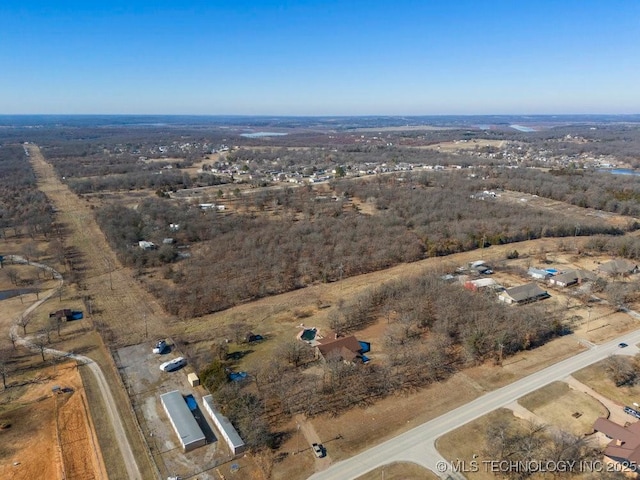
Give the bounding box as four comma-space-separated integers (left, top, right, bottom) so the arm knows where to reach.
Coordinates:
2, 113, 640, 118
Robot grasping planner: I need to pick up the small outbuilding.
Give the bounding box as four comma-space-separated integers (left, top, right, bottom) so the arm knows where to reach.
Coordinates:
187, 373, 200, 387
464, 278, 497, 292
528, 267, 551, 280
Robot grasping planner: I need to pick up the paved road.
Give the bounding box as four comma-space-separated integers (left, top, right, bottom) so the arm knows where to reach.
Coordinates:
309, 325, 640, 480
7, 256, 142, 480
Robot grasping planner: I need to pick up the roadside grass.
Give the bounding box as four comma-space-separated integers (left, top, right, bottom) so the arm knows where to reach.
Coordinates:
355, 462, 440, 480
437, 409, 522, 480
308, 372, 481, 463
463, 336, 586, 391
271, 432, 315, 480
518, 381, 607, 435
79, 359, 130, 480
573, 358, 640, 409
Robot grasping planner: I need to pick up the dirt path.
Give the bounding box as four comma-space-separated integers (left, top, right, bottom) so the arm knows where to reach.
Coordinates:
295, 414, 333, 469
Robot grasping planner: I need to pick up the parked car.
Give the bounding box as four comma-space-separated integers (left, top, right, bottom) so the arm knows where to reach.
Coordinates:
160, 357, 186, 372
153, 339, 167, 354
312, 443, 325, 458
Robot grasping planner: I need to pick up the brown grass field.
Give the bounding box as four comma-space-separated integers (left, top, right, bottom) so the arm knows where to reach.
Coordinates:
518, 381, 607, 436
574, 358, 640, 409
0, 361, 107, 480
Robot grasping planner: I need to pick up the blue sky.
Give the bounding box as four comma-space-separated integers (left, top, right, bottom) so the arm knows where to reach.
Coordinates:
1, 1, 639, 115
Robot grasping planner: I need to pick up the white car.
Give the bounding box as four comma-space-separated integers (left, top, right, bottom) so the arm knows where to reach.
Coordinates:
160, 357, 186, 372
153, 340, 167, 354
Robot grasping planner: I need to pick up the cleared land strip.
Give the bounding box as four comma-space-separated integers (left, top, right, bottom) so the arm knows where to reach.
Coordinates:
27, 145, 155, 478
27, 144, 170, 344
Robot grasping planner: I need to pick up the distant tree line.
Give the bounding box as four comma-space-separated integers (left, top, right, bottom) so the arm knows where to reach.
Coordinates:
0, 144, 53, 237
486, 168, 640, 217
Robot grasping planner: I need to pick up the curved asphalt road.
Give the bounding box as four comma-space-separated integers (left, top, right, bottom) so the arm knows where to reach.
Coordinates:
309, 317, 640, 480
7, 255, 142, 480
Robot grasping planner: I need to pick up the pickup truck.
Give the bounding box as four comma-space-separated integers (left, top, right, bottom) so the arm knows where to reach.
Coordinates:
312, 443, 325, 458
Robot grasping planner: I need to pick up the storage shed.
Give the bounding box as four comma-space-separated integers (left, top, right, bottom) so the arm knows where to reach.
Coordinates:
187, 372, 200, 387
160, 390, 206, 452
203, 395, 245, 455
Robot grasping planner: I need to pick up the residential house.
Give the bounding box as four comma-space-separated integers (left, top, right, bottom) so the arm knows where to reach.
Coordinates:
598, 259, 639, 277
593, 417, 640, 473
498, 283, 550, 305
549, 270, 595, 288
315, 335, 370, 363
138, 240, 156, 250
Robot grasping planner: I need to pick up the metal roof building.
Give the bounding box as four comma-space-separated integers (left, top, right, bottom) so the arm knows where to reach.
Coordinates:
160, 390, 206, 452
203, 395, 246, 455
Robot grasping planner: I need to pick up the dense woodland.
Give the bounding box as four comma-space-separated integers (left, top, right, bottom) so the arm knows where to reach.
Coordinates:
0, 144, 53, 237
198, 274, 567, 449
94, 170, 626, 318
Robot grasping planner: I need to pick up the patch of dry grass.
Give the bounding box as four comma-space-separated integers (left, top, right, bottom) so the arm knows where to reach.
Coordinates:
437, 409, 521, 480
574, 359, 640, 408
518, 381, 607, 435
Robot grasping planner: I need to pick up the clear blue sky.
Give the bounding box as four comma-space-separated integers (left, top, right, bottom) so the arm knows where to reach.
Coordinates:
1, 0, 639, 115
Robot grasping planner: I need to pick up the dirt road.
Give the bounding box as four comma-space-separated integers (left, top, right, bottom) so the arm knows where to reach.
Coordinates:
7, 255, 142, 480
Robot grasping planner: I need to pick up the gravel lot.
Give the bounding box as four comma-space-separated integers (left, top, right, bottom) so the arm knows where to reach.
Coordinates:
116, 342, 232, 480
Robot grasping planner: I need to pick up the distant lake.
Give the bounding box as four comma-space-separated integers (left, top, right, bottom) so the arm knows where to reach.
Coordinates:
240, 132, 288, 138
510, 124, 536, 132
597, 168, 640, 176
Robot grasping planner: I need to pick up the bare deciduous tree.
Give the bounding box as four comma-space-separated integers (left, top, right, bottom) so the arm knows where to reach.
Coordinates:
16, 313, 33, 335
34, 333, 48, 362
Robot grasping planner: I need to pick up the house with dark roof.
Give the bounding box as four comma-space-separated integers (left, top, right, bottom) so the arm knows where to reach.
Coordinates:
598, 259, 639, 277
315, 335, 370, 363
549, 269, 596, 288
498, 283, 550, 305
593, 417, 640, 472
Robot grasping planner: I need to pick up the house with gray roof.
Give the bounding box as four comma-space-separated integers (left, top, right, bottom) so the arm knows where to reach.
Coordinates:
498, 283, 550, 305
549, 269, 595, 287
598, 259, 639, 277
